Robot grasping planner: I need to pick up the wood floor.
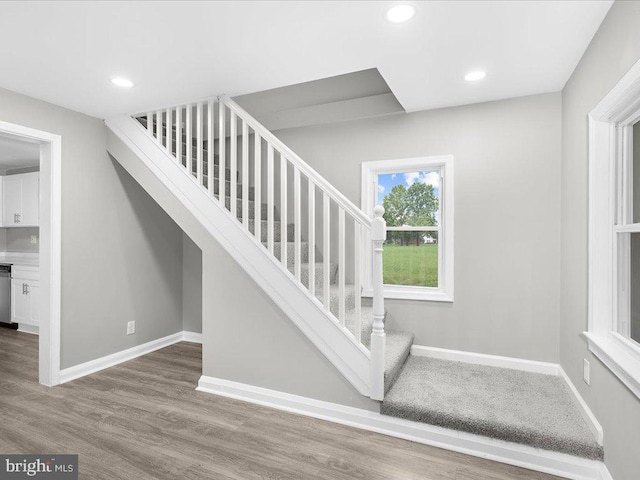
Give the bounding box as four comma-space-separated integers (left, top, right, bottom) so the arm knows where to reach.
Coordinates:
0, 328, 562, 480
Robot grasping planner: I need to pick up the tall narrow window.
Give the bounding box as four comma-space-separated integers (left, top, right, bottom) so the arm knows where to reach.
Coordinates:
616, 120, 640, 347
587, 58, 640, 400
362, 156, 454, 302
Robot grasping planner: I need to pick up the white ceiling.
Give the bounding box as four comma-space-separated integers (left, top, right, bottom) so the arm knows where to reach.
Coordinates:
0, 1, 613, 119
0, 134, 40, 170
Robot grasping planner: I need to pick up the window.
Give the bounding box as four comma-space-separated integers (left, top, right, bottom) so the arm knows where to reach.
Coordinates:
361, 156, 454, 301
587, 58, 640, 400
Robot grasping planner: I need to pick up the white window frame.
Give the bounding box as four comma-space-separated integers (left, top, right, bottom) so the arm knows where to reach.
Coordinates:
361, 155, 454, 302
587, 57, 640, 400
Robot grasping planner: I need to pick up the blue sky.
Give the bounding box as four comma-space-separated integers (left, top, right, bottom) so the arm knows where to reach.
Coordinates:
376, 170, 441, 205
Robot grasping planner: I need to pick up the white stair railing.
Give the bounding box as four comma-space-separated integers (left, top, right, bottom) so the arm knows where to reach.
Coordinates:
133, 96, 387, 399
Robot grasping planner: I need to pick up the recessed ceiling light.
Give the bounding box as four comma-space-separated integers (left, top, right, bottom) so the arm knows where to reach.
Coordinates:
386, 4, 415, 23
111, 77, 134, 88
464, 71, 486, 82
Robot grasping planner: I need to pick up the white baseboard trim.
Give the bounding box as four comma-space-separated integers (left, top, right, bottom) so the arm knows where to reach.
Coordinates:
410, 344, 560, 375
197, 375, 606, 480
559, 367, 604, 446
59, 331, 184, 384
17, 324, 39, 335
599, 464, 614, 480
182, 331, 203, 344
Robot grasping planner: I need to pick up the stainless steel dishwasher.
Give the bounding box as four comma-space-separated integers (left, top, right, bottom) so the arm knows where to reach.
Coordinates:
0, 264, 12, 325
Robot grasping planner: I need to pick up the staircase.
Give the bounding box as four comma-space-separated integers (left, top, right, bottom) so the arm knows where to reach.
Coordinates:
106, 96, 415, 401
106, 96, 603, 466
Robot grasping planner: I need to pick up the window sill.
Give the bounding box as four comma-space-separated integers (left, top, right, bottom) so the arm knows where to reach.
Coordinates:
584, 331, 640, 400
362, 286, 453, 302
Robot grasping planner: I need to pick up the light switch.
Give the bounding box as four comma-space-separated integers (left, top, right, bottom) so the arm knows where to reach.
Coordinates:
30, 235, 37, 244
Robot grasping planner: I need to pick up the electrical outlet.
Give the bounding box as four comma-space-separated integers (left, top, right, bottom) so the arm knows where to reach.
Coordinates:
583, 359, 590, 385
126, 321, 135, 335
30, 235, 37, 244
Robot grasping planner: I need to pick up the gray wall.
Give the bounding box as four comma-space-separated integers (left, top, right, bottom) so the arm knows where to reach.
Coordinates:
107, 130, 374, 410
271, 92, 562, 363
182, 233, 202, 334
0, 86, 184, 369
202, 244, 377, 411
560, 2, 640, 479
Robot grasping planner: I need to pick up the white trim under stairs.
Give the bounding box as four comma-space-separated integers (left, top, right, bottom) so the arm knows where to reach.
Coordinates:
59, 330, 200, 384
182, 331, 203, 344
197, 374, 612, 480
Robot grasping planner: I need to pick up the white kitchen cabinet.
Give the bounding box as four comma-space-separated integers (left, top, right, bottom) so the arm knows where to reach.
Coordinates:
11, 266, 40, 327
3, 172, 39, 227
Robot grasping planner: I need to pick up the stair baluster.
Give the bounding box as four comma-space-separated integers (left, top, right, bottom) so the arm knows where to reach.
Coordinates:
280, 155, 288, 268
323, 192, 331, 310
176, 108, 182, 165
229, 111, 237, 217
308, 180, 316, 297
254, 134, 262, 241
196, 102, 204, 185
186, 105, 193, 173
354, 221, 362, 344
242, 120, 249, 229
267, 144, 275, 255
218, 103, 226, 203
293, 166, 302, 282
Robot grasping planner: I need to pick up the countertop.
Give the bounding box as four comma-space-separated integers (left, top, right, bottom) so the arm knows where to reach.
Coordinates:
0, 252, 39, 267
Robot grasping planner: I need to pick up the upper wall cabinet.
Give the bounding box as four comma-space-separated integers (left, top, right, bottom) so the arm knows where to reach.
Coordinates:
3, 172, 39, 227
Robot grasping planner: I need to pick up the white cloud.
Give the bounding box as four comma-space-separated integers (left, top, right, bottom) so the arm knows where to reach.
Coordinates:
404, 172, 420, 186
391, 174, 396, 179
404, 171, 439, 188
377, 184, 385, 194
422, 171, 440, 188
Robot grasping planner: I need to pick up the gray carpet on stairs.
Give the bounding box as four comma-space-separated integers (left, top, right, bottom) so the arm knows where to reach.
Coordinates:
383, 332, 414, 393
381, 356, 603, 460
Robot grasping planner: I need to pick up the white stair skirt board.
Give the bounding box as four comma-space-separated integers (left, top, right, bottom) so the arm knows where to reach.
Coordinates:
181, 331, 203, 344
197, 375, 611, 480
17, 324, 39, 335
59, 331, 188, 384
410, 345, 603, 446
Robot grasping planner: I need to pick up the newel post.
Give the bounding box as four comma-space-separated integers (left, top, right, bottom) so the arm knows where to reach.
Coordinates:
370, 205, 386, 401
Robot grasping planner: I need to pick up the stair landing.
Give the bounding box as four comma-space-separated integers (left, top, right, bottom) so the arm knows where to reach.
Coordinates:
381, 356, 603, 460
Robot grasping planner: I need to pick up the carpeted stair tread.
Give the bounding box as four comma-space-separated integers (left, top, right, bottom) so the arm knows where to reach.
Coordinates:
263, 241, 310, 267
381, 356, 604, 460
250, 220, 294, 242
214, 195, 275, 220
212, 180, 255, 200
383, 331, 414, 393
314, 283, 357, 317
289, 262, 338, 290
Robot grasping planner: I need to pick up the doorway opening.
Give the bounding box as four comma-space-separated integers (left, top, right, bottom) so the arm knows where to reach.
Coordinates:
0, 120, 61, 386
